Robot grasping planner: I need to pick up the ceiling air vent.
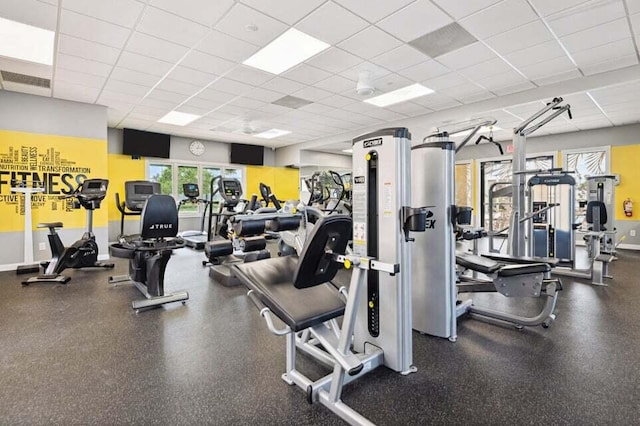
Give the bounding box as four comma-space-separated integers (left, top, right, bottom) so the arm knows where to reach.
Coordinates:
272, 95, 313, 109
409, 22, 477, 58
1, 71, 51, 88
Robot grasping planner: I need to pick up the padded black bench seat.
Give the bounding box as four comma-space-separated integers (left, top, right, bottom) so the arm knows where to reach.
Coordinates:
481, 253, 560, 267
497, 263, 550, 277
233, 256, 346, 332
456, 252, 501, 274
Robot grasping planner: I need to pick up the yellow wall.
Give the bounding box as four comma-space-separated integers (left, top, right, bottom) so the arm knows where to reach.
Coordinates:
611, 145, 640, 221
246, 165, 299, 201
0, 130, 108, 232
107, 154, 146, 221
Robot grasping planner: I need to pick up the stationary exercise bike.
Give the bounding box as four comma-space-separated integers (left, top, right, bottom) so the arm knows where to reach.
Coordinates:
22, 178, 114, 285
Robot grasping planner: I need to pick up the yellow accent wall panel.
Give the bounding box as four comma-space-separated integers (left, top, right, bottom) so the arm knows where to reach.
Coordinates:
246, 166, 299, 201
107, 154, 146, 221
612, 145, 640, 220
0, 130, 108, 232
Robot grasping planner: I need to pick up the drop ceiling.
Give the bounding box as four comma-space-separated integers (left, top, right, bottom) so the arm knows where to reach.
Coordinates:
0, 0, 638, 150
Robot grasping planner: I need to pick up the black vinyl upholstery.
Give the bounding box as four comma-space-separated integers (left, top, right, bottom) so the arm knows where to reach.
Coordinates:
456, 252, 501, 274
586, 201, 607, 226
233, 215, 351, 332
497, 263, 550, 277
140, 195, 179, 239
233, 256, 345, 332
481, 253, 560, 267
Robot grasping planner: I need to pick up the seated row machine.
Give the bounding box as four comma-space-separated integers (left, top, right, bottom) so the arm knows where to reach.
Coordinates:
109, 181, 188, 311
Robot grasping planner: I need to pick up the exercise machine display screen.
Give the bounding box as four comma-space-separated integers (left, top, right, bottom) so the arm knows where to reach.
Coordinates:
125, 181, 160, 211
134, 184, 154, 195
80, 179, 109, 199
183, 183, 199, 198
220, 179, 242, 202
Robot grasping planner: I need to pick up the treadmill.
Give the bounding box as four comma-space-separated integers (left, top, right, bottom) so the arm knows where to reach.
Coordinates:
178, 183, 209, 250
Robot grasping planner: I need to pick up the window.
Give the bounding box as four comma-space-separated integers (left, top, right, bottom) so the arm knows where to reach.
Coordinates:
455, 162, 473, 208
564, 148, 608, 224
147, 161, 244, 216
480, 155, 554, 231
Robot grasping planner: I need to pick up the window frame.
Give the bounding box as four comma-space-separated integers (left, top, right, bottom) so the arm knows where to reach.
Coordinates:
146, 158, 246, 217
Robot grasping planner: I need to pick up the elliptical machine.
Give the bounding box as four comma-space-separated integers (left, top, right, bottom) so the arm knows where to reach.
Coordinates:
23, 178, 114, 285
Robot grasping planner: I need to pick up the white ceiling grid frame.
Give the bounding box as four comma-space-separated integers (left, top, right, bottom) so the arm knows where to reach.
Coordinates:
295, 1, 369, 45
337, 26, 404, 60
59, 9, 131, 48
376, 0, 453, 42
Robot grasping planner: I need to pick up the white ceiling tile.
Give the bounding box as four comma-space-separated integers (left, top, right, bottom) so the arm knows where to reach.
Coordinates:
575, 119, 614, 130
56, 54, 112, 77
127, 111, 163, 122
359, 107, 407, 122
457, 91, 497, 104
383, 101, 428, 116
110, 66, 160, 87
628, 0, 640, 14
519, 55, 577, 79
298, 103, 335, 114
58, 34, 121, 64
305, 47, 364, 74
377, 0, 453, 42
215, 104, 250, 117
460, 0, 538, 39
54, 81, 100, 103
126, 32, 190, 62
333, 0, 415, 23
63, 0, 144, 28
227, 97, 267, 110
504, 40, 566, 68
473, 70, 528, 91
631, 13, 640, 34
437, 42, 497, 70
561, 18, 631, 53
131, 104, 169, 117
226, 65, 274, 86
146, 88, 190, 103
120, 118, 154, 130
150, 0, 234, 27
214, 3, 287, 46
180, 50, 236, 76
60, 9, 130, 48
442, 82, 487, 98
531, 0, 592, 17
340, 61, 391, 82
581, 54, 638, 76
291, 86, 333, 102
208, 77, 254, 95
370, 45, 429, 72
341, 101, 379, 115
282, 64, 332, 85
99, 90, 143, 105
398, 60, 450, 82
337, 26, 402, 59
423, 73, 472, 91
548, 0, 626, 37
531, 69, 582, 85
319, 94, 356, 108
117, 51, 174, 77
103, 79, 150, 97
573, 38, 636, 68
167, 66, 216, 86
196, 30, 261, 63
137, 6, 209, 47
0, 0, 57, 31
296, 2, 369, 44
492, 81, 536, 96
260, 77, 307, 94
458, 58, 514, 80
155, 78, 202, 96
372, 73, 413, 92
182, 96, 220, 110
411, 93, 461, 109
485, 21, 554, 55
239, 0, 325, 25
431, 0, 502, 19
314, 75, 355, 94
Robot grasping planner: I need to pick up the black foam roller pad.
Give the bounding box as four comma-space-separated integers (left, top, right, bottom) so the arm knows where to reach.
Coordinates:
207, 240, 234, 257
240, 236, 267, 252
234, 219, 266, 236
268, 216, 300, 232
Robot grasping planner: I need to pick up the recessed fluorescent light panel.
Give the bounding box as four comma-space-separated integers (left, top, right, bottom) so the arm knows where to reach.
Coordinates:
0, 17, 55, 65
364, 84, 434, 107
157, 111, 201, 126
243, 28, 329, 75
254, 129, 291, 139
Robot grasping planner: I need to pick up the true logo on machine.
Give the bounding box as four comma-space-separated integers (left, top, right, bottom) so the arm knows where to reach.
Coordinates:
149, 224, 173, 230
363, 138, 382, 148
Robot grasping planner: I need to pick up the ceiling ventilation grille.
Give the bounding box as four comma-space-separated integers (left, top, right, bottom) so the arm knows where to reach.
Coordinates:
1, 70, 51, 88
272, 95, 313, 109
409, 22, 477, 58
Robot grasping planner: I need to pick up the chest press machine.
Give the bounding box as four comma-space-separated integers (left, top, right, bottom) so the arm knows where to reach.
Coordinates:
233, 128, 427, 425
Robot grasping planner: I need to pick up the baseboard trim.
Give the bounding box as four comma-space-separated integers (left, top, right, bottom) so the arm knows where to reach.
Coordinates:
618, 243, 640, 251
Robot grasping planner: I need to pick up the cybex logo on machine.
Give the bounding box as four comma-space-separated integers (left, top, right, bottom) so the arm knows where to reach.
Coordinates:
354, 176, 365, 184
149, 224, 173, 230
363, 138, 382, 148
425, 210, 436, 229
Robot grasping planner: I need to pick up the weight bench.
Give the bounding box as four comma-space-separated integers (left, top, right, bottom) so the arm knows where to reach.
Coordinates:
456, 252, 562, 328
233, 215, 395, 425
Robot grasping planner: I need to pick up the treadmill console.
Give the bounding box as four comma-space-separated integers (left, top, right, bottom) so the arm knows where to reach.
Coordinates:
183, 183, 200, 199
219, 178, 243, 206
124, 180, 161, 211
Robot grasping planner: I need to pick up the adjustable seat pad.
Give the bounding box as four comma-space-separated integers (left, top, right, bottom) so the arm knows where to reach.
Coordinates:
233, 256, 345, 332
482, 253, 560, 267
38, 222, 63, 228
456, 252, 501, 274
497, 263, 550, 277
